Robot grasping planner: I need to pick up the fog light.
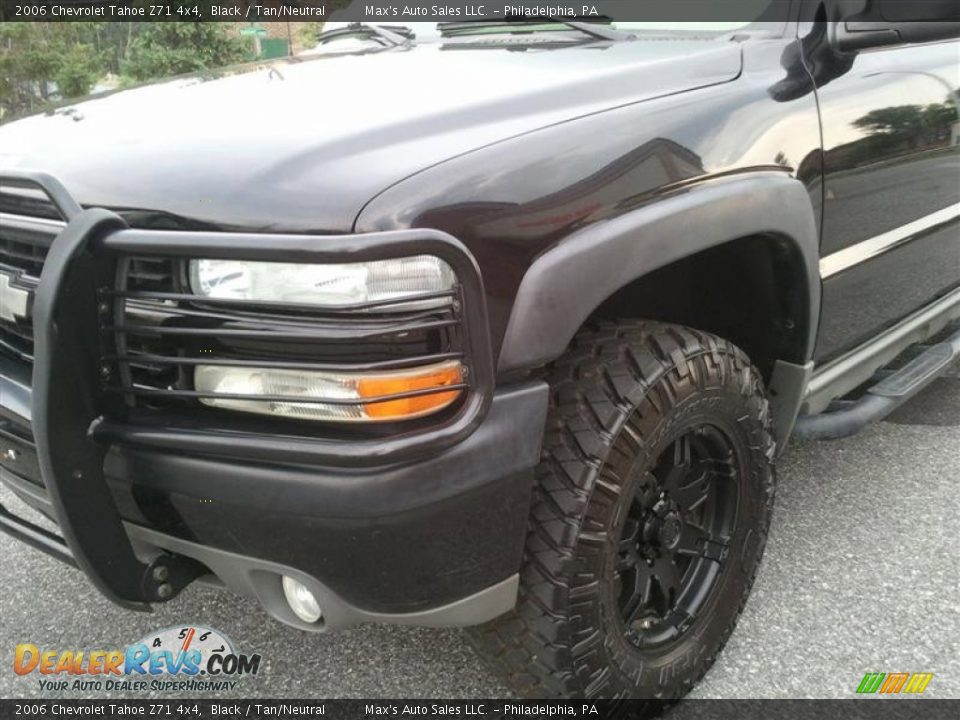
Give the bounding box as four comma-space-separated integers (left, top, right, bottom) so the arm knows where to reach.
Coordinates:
282, 576, 322, 624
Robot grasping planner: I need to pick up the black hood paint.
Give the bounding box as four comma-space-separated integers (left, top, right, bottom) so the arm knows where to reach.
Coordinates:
0, 40, 741, 232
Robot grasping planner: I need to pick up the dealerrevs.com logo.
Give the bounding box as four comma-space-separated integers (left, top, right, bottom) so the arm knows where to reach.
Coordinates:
13, 626, 262, 693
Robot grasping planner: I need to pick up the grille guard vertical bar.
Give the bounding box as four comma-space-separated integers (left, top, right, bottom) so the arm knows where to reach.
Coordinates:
30, 208, 160, 609
28, 205, 205, 608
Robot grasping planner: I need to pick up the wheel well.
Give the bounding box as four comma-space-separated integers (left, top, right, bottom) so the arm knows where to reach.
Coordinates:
590, 234, 810, 381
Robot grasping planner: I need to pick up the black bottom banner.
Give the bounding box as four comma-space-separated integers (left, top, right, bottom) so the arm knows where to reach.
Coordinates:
1, 700, 958, 720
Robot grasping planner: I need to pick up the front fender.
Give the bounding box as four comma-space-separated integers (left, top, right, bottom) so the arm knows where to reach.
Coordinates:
497, 171, 821, 373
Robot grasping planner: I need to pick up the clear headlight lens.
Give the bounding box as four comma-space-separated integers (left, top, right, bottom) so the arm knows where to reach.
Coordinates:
194, 360, 464, 423
189, 256, 455, 310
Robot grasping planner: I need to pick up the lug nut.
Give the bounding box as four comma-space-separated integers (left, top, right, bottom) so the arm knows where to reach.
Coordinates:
157, 583, 173, 599
152, 565, 169, 582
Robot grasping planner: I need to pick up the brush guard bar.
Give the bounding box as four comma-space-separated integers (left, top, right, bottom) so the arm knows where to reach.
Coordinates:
0, 171, 495, 610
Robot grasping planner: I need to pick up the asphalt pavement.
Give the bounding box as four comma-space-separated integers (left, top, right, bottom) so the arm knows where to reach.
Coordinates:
1, 363, 957, 701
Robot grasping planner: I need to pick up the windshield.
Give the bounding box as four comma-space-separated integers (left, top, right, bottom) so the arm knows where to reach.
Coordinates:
614, 22, 769, 33
302, 14, 781, 54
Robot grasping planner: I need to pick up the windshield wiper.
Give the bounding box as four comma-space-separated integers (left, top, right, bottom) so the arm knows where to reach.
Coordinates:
555, 20, 636, 41
439, 19, 635, 42
315, 23, 413, 48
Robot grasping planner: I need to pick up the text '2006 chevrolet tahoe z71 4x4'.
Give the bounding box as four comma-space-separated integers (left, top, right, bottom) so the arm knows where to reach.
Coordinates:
1, 4, 958, 704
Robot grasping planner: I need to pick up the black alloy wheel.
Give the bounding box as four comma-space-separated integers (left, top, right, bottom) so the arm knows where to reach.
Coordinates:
615, 426, 739, 649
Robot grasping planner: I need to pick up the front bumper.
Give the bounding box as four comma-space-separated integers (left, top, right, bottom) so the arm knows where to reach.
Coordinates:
0, 171, 548, 630
2, 381, 546, 630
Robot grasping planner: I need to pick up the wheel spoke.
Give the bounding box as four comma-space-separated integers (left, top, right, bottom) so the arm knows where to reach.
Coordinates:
669, 462, 712, 512
618, 518, 640, 554
659, 438, 691, 492
651, 555, 682, 605
661, 434, 715, 513
621, 565, 653, 622
673, 433, 693, 468
674, 521, 709, 557
634, 472, 660, 508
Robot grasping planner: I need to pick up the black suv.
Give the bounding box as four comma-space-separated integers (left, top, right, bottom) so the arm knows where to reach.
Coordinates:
1, 5, 958, 702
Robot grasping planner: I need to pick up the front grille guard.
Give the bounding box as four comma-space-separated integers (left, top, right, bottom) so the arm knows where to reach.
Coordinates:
0, 170, 495, 609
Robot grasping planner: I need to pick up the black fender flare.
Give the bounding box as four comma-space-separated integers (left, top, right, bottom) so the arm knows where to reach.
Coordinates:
497, 171, 821, 448
498, 171, 821, 372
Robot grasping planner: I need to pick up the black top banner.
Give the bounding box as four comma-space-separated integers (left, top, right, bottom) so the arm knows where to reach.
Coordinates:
0, 0, 797, 23
2, 0, 955, 23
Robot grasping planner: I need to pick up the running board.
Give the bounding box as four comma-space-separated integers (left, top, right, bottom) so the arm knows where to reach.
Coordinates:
792, 327, 960, 441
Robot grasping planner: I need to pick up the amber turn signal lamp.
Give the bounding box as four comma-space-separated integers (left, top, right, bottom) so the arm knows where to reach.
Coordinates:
358, 361, 464, 420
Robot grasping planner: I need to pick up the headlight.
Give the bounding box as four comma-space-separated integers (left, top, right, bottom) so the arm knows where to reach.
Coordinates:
189, 255, 455, 310
194, 360, 464, 422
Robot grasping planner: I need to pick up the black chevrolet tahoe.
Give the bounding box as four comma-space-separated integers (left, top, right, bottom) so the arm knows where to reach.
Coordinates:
1, 4, 958, 704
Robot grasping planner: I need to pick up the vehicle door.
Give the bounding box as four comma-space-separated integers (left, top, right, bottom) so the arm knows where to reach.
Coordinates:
802, 0, 960, 361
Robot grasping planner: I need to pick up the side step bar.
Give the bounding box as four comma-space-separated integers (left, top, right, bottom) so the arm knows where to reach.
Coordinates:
793, 327, 960, 441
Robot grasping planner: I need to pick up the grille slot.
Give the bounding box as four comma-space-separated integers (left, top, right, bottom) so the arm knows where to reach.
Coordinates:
127, 257, 175, 292
121, 257, 181, 394
0, 210, 62, 362
0, 190, 62, 220
0, 237, 47, 278
0, 314, 36, 362
0, 220, 174, 365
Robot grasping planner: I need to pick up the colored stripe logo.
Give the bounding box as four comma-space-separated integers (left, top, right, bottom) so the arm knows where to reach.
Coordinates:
857, 672, 933, 694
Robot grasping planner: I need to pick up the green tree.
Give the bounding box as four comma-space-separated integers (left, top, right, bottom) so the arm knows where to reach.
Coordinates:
853, 105, 926, 139
298, 22, 327, 49
852, 101, 958, 152
0, 22, 108, 120
122, 23, 252, 82
54, 43, 102, 98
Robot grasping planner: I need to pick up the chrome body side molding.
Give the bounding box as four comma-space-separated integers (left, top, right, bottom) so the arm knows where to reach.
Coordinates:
819, 203, 960, 278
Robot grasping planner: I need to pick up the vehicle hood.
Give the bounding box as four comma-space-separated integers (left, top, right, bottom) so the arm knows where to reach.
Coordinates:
0, 41, 742, 232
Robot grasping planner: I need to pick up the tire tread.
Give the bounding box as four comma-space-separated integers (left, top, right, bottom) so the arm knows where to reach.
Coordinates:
468, 320, 775, 706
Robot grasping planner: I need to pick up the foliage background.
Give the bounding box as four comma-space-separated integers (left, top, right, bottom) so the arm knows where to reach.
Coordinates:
0, 20, 262, 121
